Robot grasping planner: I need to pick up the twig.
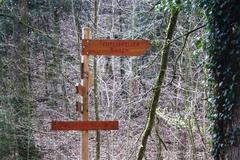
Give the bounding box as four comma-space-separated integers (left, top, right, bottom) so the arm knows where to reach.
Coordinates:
169, 32, 189, 84
169, 24, 207, 84
171, 24, 207, 43
150, 1, 161, 12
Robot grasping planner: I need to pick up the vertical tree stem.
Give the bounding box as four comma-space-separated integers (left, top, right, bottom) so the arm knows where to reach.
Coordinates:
135, 8, 179, 160
94, 0, 100, 159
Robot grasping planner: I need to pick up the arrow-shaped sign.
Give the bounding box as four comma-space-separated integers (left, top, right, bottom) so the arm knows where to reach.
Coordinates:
82, 39, 150, 56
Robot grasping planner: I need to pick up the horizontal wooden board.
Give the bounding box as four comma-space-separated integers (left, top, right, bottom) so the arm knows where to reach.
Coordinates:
51, 121, 119, 131
82, 39, 150, 56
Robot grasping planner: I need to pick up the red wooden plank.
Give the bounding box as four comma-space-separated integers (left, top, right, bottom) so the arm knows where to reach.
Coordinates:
51, 121, 119, 131
75, 83, 85, 96
82, 39, 150, 56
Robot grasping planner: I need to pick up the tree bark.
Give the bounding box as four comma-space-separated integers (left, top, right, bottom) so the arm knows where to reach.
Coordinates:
206, 0, 240, 159
135, 8, 179, 160
94, 0, 101, 159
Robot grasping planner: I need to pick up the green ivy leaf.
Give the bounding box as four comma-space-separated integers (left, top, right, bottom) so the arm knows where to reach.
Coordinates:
195, 38, 202, 49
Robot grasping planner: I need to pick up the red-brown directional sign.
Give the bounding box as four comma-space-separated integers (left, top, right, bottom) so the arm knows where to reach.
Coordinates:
82, 39, 150, 56
51, 121, 119, 131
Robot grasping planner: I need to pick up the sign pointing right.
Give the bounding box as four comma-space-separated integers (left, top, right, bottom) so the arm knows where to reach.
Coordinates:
82, 39, 150, 56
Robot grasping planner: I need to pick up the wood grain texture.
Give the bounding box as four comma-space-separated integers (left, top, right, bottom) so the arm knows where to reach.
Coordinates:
82, 27, 90, 160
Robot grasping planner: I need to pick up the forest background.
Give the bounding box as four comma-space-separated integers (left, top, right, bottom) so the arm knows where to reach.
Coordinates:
0, 0, 225, 159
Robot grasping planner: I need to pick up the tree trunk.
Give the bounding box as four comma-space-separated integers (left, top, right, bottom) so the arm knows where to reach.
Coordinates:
12, 0, 39, 159
94, 0, 101, 159
155, 117, 164, 160
135, 7, 180, 160
206, 0, 240, 159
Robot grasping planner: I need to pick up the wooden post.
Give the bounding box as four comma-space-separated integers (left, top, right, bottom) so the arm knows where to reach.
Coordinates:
51, 26, 149, 159
50, 25, 149, 159
82, 27, 91, 160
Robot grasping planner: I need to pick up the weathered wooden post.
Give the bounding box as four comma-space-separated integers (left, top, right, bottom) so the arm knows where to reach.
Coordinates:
82, 27, 90, 160
51, 27, 150, 160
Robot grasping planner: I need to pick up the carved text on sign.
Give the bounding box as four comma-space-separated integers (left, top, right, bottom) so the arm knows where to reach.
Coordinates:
82, 40, 150, 56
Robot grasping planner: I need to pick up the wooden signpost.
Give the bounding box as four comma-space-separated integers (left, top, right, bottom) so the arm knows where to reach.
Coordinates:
82, 39, 150, 56
51, 27, 150, 160
51, 121, 119, 131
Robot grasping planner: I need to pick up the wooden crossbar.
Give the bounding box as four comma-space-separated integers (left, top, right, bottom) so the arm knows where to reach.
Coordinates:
51, 121, 119, 131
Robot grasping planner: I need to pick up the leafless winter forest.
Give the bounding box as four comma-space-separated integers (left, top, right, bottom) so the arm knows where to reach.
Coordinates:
1, 0, 240, 160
